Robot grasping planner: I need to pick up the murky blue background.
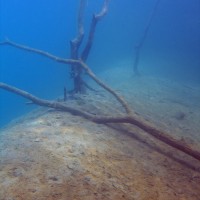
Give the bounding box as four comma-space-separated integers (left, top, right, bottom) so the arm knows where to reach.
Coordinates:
0, 0, 200, 127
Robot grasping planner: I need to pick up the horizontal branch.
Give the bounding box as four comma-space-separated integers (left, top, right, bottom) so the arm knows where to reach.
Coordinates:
0, 82, 95, 120
1, 39, 200, 162
0, 82, 200, 162
0, 39, 79, 65
0, 39, 131, 114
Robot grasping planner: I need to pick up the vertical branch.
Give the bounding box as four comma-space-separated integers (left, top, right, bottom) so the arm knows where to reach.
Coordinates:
70, 0, 86, 58
133, 0, 160, 76
70, 0, 110, 93
81, 0, 110, 62
70, 0, 86, 93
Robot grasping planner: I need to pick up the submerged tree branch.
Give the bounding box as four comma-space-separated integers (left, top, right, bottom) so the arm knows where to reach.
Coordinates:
70, 0, 110, 92
70, 0, 87, 93
0, 82, 95, 120
1, 38, 200, 162
0, 39, 131, 114
81, 0, 110, 62
1, 0, 199, 165
133, 0, 160, 75
0, 82, 200, 162
70, 0, 86, 58
1, 39, 79, 65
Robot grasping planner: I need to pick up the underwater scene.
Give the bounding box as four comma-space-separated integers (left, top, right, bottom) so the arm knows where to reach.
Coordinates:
0, 0, 200, 199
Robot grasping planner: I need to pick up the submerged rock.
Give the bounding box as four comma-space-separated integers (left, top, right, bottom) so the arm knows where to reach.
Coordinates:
174, 111, 186, 120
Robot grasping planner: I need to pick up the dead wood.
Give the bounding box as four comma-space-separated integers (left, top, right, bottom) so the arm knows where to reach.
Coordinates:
70, 0, 87, 93
0, 82, 200, 161
1, 37, 200, 162
1, 0, 200, 162
133, 0, 160, 75
1, 39, 200, 161
70, 0, 86, 58
70, 0, 110, 93
0, 39, 131, 114
81, 0, 110, 62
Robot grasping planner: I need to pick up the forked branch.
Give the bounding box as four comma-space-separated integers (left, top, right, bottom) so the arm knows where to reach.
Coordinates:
81, 0, 110, 61
0, 82, 200, 162
70, 0, 110, 92
0, 39, 132, 114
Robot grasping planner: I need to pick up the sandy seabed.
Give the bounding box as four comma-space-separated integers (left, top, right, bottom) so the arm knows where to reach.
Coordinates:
0, 65, 200, 200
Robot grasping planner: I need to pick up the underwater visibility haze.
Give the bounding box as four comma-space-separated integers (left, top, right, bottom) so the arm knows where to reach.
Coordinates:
0, 0, 200, 126
1, 1, 200, 199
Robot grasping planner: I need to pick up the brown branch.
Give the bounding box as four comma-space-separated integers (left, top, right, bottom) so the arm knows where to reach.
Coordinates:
1, 1, 200, 163
1, 39, 200, 161
1, 39, 79, 65
79, 60, 132, 114
1, 82, 200, 162
81, 0, 110, 62
69, 0, 110, 92
70, 0, 87, 93
133, 0, 160, 75
70, 0, 86, 59
0, 82, 95, 120
0, 39, 131, 114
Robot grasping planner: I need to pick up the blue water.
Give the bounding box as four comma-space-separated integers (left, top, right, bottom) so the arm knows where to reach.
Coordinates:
0, 0, 200, 127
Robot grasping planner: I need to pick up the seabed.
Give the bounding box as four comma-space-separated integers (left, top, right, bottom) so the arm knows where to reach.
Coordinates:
0, 66, 200, 200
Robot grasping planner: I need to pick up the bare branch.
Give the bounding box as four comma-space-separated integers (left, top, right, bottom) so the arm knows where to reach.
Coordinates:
70, 0, 86, 59
1, 1, 200, 164
133, 0, 160, 75
0, 39, 79, 65
69, 0, 110, 92
95, 0, 110, 20
0, 39, 131, 114
0, 82, 95, 120
70, 0, 87, 93
1, 82, 200, 162
81, 0, 110, 61
79, 60, 132, 114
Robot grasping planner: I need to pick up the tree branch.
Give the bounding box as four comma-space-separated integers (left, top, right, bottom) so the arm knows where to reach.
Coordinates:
0, 82, 95, 119
0, 39, 131, 114
81, 0, 110, 62
133, 0, 160, 75
70, 0, 87, 93
0, 82, 200, 162
1, 39, 79, 65
70, 0, 86, 59
1, 1, 199, 164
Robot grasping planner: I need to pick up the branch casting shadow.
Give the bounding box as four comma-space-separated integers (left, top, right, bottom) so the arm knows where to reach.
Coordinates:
0, 39, 200, 162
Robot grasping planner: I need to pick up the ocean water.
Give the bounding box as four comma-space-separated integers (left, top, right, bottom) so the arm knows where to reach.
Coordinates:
0, 0, 200, 127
